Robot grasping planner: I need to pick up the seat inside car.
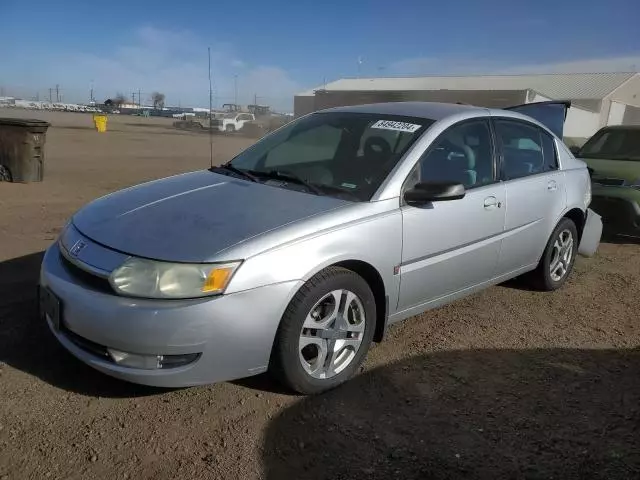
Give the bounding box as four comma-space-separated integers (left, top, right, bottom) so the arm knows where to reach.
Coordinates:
420, 131, 478, 187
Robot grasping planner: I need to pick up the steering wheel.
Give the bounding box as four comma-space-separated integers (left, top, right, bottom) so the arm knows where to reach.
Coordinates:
364, 136, 392, 160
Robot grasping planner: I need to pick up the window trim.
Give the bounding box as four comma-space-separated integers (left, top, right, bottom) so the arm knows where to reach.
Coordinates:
540, 129, 559, 172
491, 117, 557, 182
401, 117, 500, 196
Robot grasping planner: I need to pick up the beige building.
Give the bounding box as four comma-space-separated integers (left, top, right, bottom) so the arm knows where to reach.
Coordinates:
295, 72, 640, 143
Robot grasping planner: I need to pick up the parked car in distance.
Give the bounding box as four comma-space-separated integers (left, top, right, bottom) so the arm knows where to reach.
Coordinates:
39, 101, 601, 394
572, 125, 640, 236
211, 112, 255, 132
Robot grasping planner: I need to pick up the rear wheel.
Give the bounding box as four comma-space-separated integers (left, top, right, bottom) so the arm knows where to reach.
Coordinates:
528, 217, 578, 291
270, 267, 376, 394
0, 165, 11, 182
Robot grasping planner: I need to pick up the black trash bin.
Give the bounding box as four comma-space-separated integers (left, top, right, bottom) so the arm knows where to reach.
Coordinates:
0, 118, 51, 182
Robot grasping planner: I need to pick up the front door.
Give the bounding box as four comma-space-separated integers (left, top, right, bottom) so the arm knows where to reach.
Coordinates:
493, 118, 566, 274
397, 119, 506, 312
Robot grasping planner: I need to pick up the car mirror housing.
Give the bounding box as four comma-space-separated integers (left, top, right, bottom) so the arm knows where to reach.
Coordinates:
404, 182, 466, 206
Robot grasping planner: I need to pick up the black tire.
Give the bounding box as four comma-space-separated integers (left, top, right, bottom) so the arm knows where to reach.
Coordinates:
270, 267, 376, 395
528, 217, 578, 291
225, 124, 235, 133
0, 165, 11, 182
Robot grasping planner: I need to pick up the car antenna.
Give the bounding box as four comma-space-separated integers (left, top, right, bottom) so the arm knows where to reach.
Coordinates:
208, 47, 214, 169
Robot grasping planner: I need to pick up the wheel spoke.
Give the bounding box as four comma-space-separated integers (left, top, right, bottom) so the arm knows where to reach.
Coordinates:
299, 336, 328, 376
302, 290, 341, 329
323, 340, 358, 378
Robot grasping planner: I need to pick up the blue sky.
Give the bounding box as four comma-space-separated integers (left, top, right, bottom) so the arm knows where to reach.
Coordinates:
2, 0, 639, 111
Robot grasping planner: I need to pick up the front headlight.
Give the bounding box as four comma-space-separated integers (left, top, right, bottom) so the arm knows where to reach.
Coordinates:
109, 258, 241, 299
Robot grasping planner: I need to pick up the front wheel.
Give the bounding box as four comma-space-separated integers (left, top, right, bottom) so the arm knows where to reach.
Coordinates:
270, 267, 376, 394
528, 217, 578, 291
225, 124, 235, 133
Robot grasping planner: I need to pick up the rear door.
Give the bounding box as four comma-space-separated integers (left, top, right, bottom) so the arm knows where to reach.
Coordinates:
492, 118, 566, 275
504, 101, 571, 139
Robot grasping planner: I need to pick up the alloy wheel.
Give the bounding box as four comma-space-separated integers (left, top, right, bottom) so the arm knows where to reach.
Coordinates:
298, 289, 366, 379
549, 229, 574, 282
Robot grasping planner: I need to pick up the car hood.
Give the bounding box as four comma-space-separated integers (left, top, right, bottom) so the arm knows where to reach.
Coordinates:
72, 170, 349, 262
581, 157, 640, 183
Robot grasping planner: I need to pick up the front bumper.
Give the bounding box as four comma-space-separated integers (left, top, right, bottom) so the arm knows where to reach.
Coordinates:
39, 243, 301, 387
590, 188, 640, 235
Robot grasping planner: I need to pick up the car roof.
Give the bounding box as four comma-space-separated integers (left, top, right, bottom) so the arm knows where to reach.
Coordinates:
320, 101, 488, 121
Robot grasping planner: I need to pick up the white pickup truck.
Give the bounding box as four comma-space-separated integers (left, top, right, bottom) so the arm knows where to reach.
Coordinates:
214, 112, 255, 133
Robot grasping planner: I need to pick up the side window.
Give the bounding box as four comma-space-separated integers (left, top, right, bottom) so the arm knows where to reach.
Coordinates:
410, 120, 494, 189
238, 114, 251, 121
495, 120, 544, 180
540, 131, 558, 170
264, 124, 342, 167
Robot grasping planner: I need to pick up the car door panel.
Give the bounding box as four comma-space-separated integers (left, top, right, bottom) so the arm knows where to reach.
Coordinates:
397, 118, 506, 312
499, 172, 565, 273
493, 118, 567, 274
398, 184, 506, 311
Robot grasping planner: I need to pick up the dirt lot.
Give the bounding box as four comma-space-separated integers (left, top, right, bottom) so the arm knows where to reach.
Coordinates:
1, 110, 639, 480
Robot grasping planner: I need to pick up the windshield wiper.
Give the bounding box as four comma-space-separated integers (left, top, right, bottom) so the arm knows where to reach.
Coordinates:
249, 170, 324, 195
212, 164, 258, 182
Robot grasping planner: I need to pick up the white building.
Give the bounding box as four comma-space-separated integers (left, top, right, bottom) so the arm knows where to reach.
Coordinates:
294, 72, 640, 142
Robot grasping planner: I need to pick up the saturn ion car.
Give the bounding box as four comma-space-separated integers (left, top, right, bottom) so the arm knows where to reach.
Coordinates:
39, 101, 602, 394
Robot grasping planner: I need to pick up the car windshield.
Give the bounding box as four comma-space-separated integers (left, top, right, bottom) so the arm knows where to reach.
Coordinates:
579, 129, 640, 161
225, 112, 433, 201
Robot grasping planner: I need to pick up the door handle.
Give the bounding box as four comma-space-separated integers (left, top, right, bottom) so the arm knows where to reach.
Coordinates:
547, 180, 558, 191
484, 196, 498, 210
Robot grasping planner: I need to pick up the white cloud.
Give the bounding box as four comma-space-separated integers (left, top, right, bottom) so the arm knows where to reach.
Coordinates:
388, 55, 640, 76
10, 26, 300, 111
496, 55, 640, 74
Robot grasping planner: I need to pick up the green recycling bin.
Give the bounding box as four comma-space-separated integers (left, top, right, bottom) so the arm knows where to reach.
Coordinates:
0, 118, 51, 182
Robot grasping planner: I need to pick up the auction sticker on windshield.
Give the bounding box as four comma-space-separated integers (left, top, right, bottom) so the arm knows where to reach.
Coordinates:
371, 120, 421, 133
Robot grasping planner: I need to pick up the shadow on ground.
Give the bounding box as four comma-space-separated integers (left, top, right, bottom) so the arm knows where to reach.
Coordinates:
262, 347, 640, 480
0, 251, 164, 398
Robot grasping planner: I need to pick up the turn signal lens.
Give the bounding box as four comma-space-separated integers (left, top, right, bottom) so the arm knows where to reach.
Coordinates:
203, 267, 234, 293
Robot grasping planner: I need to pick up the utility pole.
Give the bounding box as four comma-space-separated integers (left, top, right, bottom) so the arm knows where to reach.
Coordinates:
55, 84, 60, 102
138, 88, 141, 108
131, 92, 135, 105
90, 80, 94, 104
49, 88, 53, 102
234, 74, 238, 106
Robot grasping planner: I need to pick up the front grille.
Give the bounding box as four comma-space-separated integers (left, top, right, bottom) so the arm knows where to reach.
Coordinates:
59, 253, 113, 293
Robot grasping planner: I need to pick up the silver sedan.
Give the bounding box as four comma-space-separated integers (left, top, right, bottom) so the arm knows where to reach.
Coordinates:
39, 101, 602, 394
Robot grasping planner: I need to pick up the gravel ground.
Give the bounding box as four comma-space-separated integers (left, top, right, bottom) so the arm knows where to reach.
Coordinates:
1, 110, 639, 479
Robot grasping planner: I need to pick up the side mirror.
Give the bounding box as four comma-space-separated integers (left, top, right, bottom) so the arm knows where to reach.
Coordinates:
568, 145, 581, 155
404, 182, 466, 206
